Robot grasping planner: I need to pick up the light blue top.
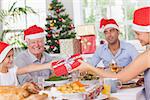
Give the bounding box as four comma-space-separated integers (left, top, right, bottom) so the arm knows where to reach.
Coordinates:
89, 41, 139, 67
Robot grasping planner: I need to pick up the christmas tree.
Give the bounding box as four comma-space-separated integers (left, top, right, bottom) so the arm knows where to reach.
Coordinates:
45, 0, 76, 53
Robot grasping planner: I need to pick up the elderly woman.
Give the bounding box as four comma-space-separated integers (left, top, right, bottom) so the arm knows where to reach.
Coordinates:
74, 7, 150, 100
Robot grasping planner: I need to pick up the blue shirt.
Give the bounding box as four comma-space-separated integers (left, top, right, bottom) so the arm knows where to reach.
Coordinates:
90, 41, 139, 67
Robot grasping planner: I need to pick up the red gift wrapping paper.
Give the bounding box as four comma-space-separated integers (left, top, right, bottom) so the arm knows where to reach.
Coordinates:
52, 54, 83, 76
80, 35, 96, 54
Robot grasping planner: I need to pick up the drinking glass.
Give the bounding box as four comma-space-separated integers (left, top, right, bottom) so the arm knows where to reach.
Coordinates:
71, 70, 80, 81
109, 59, 119, 73
102, 84, 111, 96
37, 76, 46, 90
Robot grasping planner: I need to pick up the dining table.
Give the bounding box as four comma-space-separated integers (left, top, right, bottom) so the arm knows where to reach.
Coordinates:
107, 86, 143, 100
95, 86, 143, 100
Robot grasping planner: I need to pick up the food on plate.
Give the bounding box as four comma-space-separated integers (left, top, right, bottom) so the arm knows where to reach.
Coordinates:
0, 82, 44, 100
0, 86, 30, 100
80, 71, 99, 81
136, 78, 144, 86
45, 76, 68, 81
56, 81, 86, 93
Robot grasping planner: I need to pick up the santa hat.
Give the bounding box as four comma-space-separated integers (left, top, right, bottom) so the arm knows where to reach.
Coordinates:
24, 25, 46, 40
132, 7, 150, 32
100, 18, 119, 32
0, 41, 13, 63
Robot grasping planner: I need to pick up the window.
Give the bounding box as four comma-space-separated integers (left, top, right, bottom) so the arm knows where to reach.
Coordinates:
1, 0, 47, 48
81, 0, 150, 40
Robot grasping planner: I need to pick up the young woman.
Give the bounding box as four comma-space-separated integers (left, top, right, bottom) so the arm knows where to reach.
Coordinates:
74, 7, 150, 100
0, 41, 53, 86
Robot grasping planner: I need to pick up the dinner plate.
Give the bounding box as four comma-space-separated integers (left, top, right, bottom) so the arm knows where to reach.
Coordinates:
95, 94, 108, 100
81, 80, 99, 85
44, 80, 69, 86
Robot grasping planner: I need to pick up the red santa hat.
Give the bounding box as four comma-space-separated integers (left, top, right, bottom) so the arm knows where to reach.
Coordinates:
132, 7, 150, 32
0, 41, 13, 63
100, 18, 119, 32
24, 25, 46, 40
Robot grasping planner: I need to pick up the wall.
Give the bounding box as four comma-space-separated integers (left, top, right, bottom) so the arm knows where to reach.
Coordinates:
0, 1, 2, 32
61, 0, 73, 19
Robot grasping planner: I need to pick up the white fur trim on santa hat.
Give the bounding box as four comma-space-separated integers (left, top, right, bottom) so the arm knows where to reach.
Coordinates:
102, 24, 119, 32
132, 23, 150, 32
25, 32, 47, 40
0, 46, 12, 63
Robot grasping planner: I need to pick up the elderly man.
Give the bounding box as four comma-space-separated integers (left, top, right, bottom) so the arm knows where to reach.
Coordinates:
90, 18, 139, 71
14, 25, 55, 85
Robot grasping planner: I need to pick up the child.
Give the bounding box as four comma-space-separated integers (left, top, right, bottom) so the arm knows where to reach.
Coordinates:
0, 41, 53, 86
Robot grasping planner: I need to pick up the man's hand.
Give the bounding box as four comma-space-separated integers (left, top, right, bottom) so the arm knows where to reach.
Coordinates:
22, 82, 41, 94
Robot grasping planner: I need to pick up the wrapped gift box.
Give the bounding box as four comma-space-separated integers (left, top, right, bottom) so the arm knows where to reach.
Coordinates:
80, 35, 96, 54
82, 83, 103, 100
52, 54, 83, 76
59, 39, 81, 56
76, 24, 96, 36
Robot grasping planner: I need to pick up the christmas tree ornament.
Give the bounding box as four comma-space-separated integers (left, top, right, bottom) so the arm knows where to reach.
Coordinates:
47, 34, 52, 38
50, 20, 53, 23
47, 40, 51, 43
50, 45, 55, 49
56, 9, 60, 13
48, 27, 51, 30
53, 20, 56, 23
55, 40, 60, 44
49, 4, 53, 10
50, 23, 54, 27
58, 18, 62, 22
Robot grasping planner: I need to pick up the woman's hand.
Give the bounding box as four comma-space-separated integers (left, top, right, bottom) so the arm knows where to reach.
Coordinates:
72, 60, 91, 73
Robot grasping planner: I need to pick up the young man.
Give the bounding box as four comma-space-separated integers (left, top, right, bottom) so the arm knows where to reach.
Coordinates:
75, 7, 150, 100
90, 18, 139, 70
14, 25, 56, 85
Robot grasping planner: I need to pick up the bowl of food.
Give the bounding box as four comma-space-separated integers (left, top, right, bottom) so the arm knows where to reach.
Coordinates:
80, 72, 99, 85
44, 76, 69, 86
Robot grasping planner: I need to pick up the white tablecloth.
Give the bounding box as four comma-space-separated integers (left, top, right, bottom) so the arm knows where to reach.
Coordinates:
111, 86, 143, 100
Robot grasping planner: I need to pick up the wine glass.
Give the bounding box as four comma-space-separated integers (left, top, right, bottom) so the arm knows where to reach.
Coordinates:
109, 59, 119, 73
71, 70, 80, 81
37, 76, 48, 90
